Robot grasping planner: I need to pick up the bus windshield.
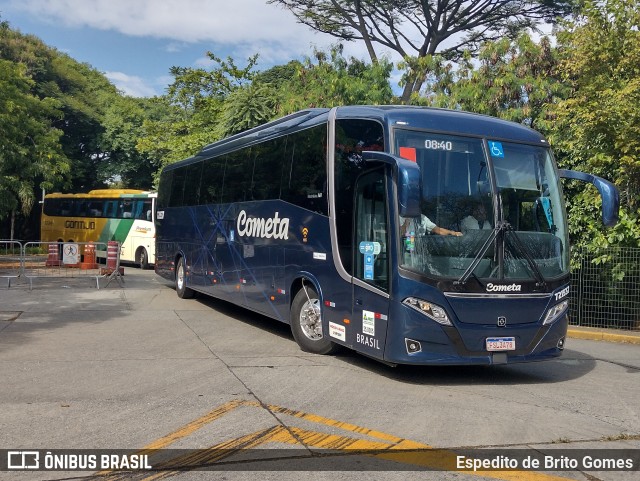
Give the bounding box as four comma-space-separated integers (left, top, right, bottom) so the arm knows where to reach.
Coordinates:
395, 130, 569, 282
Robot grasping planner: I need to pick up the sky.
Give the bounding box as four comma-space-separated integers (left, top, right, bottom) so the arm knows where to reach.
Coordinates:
0, 0, 369, 97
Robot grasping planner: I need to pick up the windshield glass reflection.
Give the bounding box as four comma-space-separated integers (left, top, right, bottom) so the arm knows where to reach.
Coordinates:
394, 130, 569, 281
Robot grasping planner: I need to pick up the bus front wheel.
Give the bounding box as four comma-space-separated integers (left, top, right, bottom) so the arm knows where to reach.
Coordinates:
175, 257, 194, 299
290, 286, 337, 355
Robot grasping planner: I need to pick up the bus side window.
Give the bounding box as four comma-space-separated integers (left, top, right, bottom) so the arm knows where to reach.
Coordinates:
60, 201, 72, 216
157, 169, 174, 209
141, 200, 152, 220
281, 125, 328, 214
88, 202, 102, 217
251, 137, 285, 201
334, 119, 385, 275
120, 202, 133, 218
200, 157, 225, 205
183, 161, 203, 206
222, 151, 251, 203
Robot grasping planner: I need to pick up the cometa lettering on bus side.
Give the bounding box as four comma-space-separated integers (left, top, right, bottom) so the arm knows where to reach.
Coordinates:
486, 283, 522, 292
236, 210, 290, 240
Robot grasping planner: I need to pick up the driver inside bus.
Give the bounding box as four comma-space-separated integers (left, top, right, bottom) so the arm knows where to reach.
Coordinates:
400, 215, 462, 237
461, 203, 492, 232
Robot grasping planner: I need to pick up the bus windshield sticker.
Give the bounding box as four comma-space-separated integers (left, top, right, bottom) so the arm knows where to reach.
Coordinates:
488, 141, 505, 158
313, 252, 327, 260
359, 241, 381, 255
156, 210, 164, 220
364, 253, 374, 280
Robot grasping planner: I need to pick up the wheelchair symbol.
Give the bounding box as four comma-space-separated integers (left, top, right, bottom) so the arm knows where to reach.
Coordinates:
489, 141, 504, 158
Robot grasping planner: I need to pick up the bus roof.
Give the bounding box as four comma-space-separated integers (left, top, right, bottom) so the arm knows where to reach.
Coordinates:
45, 189, 153, 198
335, 105, 548, 144
164, 106, 548, 171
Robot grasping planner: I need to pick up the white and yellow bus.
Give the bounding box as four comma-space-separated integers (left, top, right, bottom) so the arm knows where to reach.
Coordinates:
40, 189, 156, 268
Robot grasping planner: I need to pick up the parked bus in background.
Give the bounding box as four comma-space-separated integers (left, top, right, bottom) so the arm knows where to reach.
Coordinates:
155, 106, 618, 366
41, 189, 156, 269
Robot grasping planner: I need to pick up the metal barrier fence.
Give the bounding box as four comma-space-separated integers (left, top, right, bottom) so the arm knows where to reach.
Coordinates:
569, 247, 640, 331
0, 241, 123, 290
0, 240, 22, 288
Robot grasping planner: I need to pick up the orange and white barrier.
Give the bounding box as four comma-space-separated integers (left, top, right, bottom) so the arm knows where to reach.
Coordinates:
80, 243, 98, 270
45, 243, 61, 267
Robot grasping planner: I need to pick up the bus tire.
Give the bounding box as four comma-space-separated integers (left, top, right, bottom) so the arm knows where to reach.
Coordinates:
175, 257, 194, 299
137, 247, 149, 270
290, 286, 337, 355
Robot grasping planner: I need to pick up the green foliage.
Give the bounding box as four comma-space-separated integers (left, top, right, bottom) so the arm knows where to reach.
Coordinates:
271, 0, 576, 103
137, 54, 261, 178
549, 0, 640, 258
139, 45, 394, 182
414, 33, 565, 135
0, 19, 127, 192
219, 84, 280, 137
100, 96, 158, 189
0, 58, 67, 220
279, 45, 393, 112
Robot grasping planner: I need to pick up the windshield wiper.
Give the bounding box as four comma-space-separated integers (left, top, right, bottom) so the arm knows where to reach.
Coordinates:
454, 221, 547, 288
502, 223, 547, 288
454, 226, 499, 286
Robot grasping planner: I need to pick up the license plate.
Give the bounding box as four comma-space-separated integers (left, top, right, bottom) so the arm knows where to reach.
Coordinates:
486, 337, 516, 351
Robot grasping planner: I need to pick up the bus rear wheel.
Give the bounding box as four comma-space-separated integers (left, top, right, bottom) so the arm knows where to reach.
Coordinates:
137, 247, 149, 270
175, 257, 194, 299
290, 286, 337, 355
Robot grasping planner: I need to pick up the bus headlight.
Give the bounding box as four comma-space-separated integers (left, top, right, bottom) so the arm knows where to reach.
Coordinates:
543, 300, 569, 325
403, 297, 452, 326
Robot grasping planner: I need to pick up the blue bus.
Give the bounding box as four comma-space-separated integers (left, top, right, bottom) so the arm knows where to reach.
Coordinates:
155, 106, 618, 365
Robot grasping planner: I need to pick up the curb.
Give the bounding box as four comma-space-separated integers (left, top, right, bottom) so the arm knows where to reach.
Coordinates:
567, 327, 640, 345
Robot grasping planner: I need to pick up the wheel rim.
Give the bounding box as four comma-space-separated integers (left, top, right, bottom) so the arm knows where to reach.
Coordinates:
139, 251, 145, 266
299, 298, 323, 341
177, 262, 184, 290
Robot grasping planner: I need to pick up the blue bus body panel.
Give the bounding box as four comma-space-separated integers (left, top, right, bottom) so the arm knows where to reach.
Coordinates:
382, 275, 567, 364
156, 200, 345, 321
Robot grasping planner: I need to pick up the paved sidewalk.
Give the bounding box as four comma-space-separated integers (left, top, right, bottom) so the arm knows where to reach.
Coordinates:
568, 325, 640, 345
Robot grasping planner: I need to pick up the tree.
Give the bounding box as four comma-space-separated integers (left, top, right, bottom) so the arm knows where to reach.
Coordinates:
99, 96, 158, 189
0, 59, 68, 238
269, 0, 574, 103
137, 53, 260, 176
549, 0, 640, 255
278, 45, 394, 112
420, 33, 565, 134
1, 19, 124, 192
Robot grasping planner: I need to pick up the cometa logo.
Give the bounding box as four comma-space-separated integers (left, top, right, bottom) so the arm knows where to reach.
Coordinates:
486, 283, 522, 292
237, 210, 290, 240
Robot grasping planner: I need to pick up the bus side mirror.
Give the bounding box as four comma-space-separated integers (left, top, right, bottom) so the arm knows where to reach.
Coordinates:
362, 151, 421, 217
558, 169, 620, 227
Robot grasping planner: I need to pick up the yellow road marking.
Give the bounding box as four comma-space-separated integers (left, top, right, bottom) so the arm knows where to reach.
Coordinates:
141, 426, 296, 481
141, 399, 245, 451
93, 399, 245, 479
254, 401, 406, 444
89, 399, 581, 481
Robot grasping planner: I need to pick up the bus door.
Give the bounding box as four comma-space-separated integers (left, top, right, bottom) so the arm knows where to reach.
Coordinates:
351, 168, 390, 360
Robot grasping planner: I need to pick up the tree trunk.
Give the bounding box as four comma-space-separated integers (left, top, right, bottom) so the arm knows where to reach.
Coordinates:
10, 210, 15, 241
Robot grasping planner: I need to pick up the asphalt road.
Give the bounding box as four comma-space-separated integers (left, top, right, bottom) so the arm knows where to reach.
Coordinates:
0, 269, 638, 481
